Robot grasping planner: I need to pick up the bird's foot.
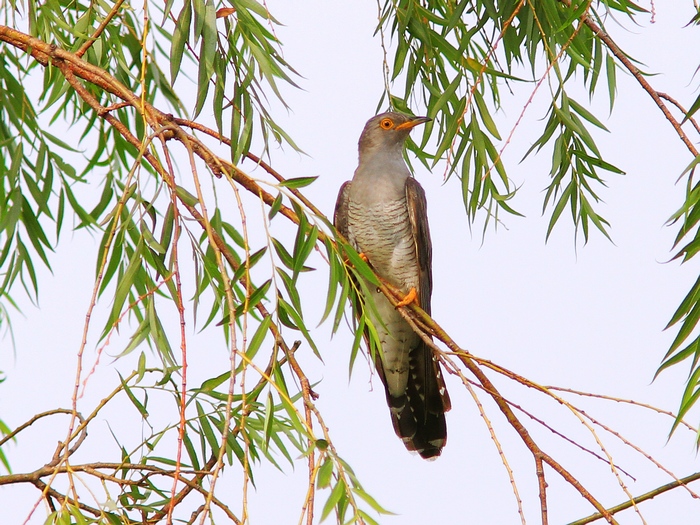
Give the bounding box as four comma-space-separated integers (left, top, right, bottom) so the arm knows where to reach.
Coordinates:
342, 252, 368, 266
395, 287, 417, 308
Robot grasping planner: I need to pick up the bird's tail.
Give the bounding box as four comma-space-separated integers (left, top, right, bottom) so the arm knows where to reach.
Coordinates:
382, 342, 451, 459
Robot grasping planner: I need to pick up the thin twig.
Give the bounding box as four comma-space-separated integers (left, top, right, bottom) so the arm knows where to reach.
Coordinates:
170, 116, 323, 218
535, 454, 548, 525
0, 409, 75, 448
438, 356, 527, 524
3, 22, 696, 525
569, 471, 700, 525
560, 0, 699, 157
76, 0, 127, 58
657, 92, 700, 137
548, 386, 698, 433
377, 276, 617, 523
480, 0, 592, 183
286, 341, 318, 525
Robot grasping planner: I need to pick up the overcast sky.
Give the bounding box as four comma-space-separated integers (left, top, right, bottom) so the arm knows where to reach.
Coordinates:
2, 2, 700, 524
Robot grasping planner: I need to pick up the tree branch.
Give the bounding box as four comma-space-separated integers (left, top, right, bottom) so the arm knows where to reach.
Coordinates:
568, 471, 700, 525
563, 1, 699, 157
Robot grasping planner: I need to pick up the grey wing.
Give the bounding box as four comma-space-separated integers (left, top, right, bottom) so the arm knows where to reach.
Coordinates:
334, 181, 352, 240
404, 176, 450, 457
405, 177, 433, 315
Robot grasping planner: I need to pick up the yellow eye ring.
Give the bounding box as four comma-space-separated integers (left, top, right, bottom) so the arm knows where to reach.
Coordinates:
380, 118, 394, 129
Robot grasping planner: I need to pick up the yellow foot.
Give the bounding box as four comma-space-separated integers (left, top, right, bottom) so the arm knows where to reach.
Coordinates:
343, 252, 368, 266
396, 287, 417, 308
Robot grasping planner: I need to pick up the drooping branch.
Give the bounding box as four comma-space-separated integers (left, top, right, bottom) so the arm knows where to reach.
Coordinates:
569, 471, 700, 525
31, 32, 351, 522
560, 0, 699, 158
75, 0, 127, 58
2, 460, 242, 524
2, 15, 698, 525
377, 278, 616, 524
0, 409, 76, 448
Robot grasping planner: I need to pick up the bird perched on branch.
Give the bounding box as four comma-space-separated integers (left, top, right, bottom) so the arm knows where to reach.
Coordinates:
334, 112, 451, 459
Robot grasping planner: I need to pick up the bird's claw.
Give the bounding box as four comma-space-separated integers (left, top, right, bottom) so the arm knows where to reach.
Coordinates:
396, 287, 417, 308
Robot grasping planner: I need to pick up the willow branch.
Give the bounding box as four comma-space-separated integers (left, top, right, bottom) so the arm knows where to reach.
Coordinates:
170, 117, 325, 218
375, 276, 616, 523
284, 341, 319, 525
562, 1, 699, 157
4, 460, 241, 524
33, 479, 115, 522
3, 20, 694, 525
75, 0, 127, 58
657, 92, 700, 137
0, 409, 75, 447
569, 471, 700, 525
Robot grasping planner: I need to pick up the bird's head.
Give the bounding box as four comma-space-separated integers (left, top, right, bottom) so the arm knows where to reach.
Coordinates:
358, 112, 431, 158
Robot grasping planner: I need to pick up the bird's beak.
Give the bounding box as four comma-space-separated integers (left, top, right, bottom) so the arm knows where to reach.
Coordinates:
395, 116, 431, 130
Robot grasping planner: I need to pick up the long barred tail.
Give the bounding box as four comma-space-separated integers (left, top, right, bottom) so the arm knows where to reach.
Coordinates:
384, 342, 451, 459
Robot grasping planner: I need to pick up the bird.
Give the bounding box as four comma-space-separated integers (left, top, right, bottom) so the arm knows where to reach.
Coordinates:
334, 111, 451, 459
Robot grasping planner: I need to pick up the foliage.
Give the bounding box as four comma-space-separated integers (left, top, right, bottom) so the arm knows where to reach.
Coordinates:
381, 0, 632, 237
0, 1, 699, 524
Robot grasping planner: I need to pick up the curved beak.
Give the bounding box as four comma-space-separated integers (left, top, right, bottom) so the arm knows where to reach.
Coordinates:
395, 116, 431, 131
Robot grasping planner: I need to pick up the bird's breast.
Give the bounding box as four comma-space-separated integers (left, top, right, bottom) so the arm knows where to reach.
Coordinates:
347, 197, 419, 292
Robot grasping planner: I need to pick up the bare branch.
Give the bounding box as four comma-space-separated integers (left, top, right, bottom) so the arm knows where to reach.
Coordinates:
569, 471, 700, 525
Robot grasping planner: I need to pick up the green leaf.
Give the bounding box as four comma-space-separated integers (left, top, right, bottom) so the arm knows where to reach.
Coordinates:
119, 374, 148, 418
666, 274, 700, 329
268, 193, 283, 220
68, 504, 88, 525
278, 297, 321, 359
293, 225, 318, 277
196, 402, 220, 456
546, 182, 574, 241
277, 268, 303, 315
279, 176, 318, 189
175, 185, 199, 207
170, 0, 192, 84
194, 0, 217, 116
569, 98, 609, 131
182, 431, 201, 471
685, 92, 700, 123
106, 240, 144, 338
321, 479, 347, 521
427, 75, 460, 117
199, 371, 230, 392
118, 317, 150, 358
606, 54, 617, 110
247, 278, 272, 311
343, 246, 379, 286
244, 315, 272, 363
272, 238, 294, 270
473, 90, 501, 140
353, 486, 393, 514
20, 196, 53, 267
263, 391, 274, 448
317, 458, 333, 488
320, 241, 341, 324
680, 153, 700, 179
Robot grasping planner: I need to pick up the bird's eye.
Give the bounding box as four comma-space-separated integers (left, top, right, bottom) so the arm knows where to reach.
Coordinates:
380, 118, 394, 129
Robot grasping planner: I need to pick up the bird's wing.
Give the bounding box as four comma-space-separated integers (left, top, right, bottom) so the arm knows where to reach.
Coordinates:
333, 181, 352, 240
405, 177, 432, 314
404, 176, 452, 458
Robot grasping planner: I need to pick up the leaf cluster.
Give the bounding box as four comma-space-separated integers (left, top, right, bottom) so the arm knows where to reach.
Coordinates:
381, 0, 632, 237
2, 0, 700, 523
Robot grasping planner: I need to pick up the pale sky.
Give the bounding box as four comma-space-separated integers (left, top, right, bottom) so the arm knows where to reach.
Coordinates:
2, 2, 700, 524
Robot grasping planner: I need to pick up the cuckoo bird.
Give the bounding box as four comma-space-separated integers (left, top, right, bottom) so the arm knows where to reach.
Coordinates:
334, 112, 451, 459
